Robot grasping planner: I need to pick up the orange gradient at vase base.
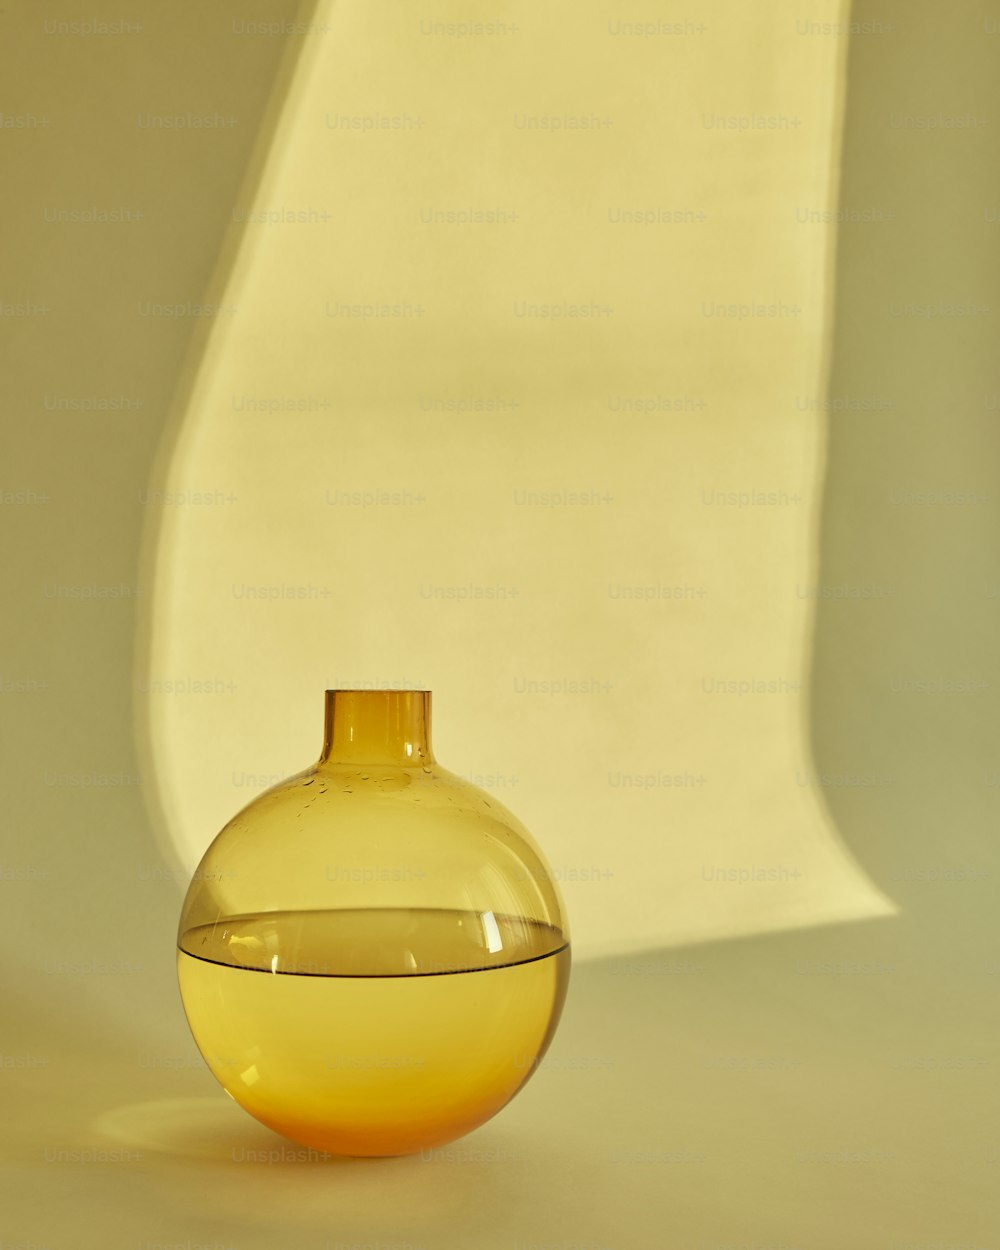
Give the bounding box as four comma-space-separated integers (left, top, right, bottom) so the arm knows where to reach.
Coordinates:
178, 908, 570, 1156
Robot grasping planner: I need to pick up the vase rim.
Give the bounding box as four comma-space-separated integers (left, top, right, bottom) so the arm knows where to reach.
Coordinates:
324, 688, 431, 694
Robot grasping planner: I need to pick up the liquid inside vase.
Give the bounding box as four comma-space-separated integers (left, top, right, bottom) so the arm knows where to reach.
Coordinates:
177, 907, 570, 1157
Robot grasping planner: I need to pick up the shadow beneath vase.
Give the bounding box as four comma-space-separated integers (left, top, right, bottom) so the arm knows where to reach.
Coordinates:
90, 1097, 349, 1166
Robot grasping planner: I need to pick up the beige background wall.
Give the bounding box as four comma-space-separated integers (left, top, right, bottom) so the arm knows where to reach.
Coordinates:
8, 0, 995, 1036
812, 0, 1000, 941
138, 0, 892, 960
1, 0, 306, 1036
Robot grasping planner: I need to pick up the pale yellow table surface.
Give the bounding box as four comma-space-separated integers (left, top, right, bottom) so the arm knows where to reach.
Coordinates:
6, 909, 995, 1250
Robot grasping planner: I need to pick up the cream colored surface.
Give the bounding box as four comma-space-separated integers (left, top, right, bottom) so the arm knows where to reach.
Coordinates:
140, 0, 893, 958
10, 914, 999, 1250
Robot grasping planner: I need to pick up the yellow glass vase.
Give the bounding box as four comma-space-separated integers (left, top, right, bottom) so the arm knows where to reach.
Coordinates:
176, 690, 571, 1157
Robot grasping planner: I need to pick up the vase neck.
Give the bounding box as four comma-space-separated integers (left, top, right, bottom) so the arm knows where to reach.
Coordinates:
319, 690, 434, 767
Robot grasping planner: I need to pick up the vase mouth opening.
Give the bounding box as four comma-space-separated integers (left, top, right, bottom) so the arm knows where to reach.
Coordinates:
324, 688, 431, 695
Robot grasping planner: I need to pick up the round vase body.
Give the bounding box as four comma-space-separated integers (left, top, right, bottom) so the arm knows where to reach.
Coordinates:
176, 690, 570, 1157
